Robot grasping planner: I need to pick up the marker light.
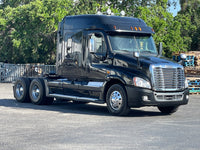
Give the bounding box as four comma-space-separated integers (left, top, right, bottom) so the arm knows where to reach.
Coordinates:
139, 27, 142, 31
113, 25, 117, 30
135, 27, 138, 31
131, 26, 133, 30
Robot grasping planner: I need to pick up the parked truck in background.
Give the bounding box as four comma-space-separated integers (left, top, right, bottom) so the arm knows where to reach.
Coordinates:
13, 15, 189, 116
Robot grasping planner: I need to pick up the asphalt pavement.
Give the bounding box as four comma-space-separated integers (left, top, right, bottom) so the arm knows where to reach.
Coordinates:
0, 83, 199, 150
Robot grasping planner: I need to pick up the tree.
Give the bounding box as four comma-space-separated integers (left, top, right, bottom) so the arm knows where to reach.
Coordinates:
134, 0, 188, 56
0, 0, 33, 8
0, 0, 73, 64
0, 0, 194, 64
179, 0, 200, 51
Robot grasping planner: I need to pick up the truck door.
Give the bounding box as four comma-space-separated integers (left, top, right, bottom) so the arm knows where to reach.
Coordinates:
88, 32, 108, 80
60, 32, 83, 80
79, 31, 109, 98
61, 32, 83, 96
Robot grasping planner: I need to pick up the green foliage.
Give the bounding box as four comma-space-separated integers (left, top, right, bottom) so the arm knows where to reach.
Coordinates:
132, 0, 188, 57
0, 0, 73, 64
178, 0, 200, 51
0, 0, 199, 64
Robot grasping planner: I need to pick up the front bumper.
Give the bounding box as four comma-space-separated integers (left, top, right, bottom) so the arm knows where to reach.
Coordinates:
125, 85, 189, 108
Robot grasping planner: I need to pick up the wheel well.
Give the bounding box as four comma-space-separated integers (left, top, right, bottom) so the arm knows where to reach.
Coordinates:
103, 79, 125, 101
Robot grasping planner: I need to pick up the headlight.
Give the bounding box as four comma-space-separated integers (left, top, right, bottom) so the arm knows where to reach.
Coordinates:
133, 77, 151, 89
185, 79, 189, 88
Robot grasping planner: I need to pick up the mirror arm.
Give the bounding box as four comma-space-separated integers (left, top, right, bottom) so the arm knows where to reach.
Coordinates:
133, 52, 142, 69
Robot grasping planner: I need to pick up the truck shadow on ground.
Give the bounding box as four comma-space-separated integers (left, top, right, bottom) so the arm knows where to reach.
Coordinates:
0, 99, 165, 117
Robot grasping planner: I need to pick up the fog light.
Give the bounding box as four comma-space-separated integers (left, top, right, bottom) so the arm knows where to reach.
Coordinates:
142, 96, 149, 101
186, 95, 189, 100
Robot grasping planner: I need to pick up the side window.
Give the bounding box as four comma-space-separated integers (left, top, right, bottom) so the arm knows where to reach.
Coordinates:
72, 32, 82, 55
56, 32, 65, 66
57, 40, 62, 62
66, 38, 72, 58
89, 33, 106, 54
65, 32, 82, 60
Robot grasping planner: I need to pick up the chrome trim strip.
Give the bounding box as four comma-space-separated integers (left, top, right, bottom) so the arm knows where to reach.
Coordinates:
86, 82, 104, 87
49, 93, 104, 103
154, 92, 184, 102
78, 97, 99, 101
49, 94, 76, 100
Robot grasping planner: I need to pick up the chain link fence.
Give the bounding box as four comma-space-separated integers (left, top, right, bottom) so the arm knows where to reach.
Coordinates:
0, 62, 56, 83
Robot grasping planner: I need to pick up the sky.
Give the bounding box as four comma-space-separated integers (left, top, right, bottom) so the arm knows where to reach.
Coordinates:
168, 1, 181, 16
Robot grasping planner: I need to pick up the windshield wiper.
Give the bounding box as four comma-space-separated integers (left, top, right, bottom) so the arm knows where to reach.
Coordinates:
142, 50, 156, 54
121, 50, 131, 53
114, 50, 132, 53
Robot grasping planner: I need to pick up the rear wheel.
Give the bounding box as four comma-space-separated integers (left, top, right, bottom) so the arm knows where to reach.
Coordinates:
29, 78, 53, 105
106, 84, 130, 116
157, 106, 179, 115
14, 77, 30, 103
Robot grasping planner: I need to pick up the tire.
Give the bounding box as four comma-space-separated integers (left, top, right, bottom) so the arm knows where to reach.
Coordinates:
157, 106, 179, 115
13, 77, 30, 103
29, 78, 50, 105
106, 84, 130, 116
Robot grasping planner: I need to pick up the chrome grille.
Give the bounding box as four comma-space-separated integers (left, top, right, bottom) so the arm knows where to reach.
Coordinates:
152, 66, 185, 91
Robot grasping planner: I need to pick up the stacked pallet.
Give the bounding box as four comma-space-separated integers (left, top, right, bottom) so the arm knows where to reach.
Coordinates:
187, 77, 200, 94
184, 55, 195, 67
185, 51, 200, 67
185, 66, 200, 77
172, 51, 200, 67
172, 51, 200, 94
172, 54, 181, 62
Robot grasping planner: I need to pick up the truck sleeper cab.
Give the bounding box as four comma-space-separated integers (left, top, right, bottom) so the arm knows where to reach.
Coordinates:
13, 15, 189, 116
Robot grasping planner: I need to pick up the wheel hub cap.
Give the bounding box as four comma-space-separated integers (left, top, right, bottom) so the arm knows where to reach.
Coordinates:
110, 91, 122, 110
16, 83, 24, 98
32, 85, 40, 101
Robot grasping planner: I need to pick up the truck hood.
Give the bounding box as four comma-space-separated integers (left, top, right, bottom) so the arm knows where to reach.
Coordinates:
140, 55, 178, 65
112, 53, 183, 78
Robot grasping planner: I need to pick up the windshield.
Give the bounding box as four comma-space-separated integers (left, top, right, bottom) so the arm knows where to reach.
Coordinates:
108, 33, 157, 55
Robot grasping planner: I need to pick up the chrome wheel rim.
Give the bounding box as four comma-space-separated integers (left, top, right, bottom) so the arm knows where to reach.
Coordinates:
31, 84, 40, 102
109, 91, 123, 111
16, 83, 24, 98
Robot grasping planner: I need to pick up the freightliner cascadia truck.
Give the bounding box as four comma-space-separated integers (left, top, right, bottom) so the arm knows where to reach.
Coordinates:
13, 15, 189, 116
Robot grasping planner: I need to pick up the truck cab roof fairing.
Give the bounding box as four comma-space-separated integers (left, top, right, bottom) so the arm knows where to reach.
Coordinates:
60, 15, 154, 34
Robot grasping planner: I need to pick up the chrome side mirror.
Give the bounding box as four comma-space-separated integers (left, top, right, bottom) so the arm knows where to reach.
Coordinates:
133, 52, 141, 69
89, 39, 95, 53
178, 53, 187, 66
180, 53, 186, 60
133, 52, 140, 58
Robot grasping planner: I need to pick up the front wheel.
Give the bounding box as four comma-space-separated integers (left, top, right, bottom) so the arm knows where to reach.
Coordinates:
157, 106, 179, 115
106, 84, 130, 116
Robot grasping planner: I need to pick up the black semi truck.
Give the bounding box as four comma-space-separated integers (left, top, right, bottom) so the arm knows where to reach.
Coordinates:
13, 15, 189, 116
